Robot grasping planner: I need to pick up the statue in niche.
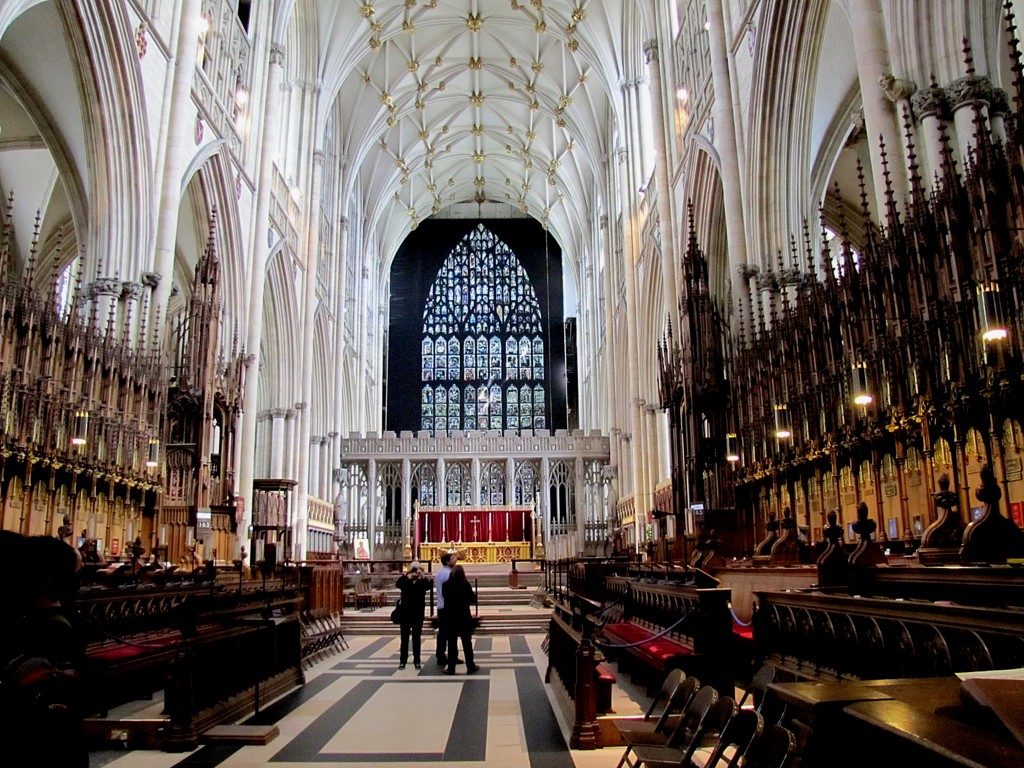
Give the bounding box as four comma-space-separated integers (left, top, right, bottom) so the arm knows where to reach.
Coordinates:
920, 473, 964, 549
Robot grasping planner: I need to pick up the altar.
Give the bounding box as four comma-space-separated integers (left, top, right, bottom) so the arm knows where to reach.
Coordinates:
415, 504, 535, 564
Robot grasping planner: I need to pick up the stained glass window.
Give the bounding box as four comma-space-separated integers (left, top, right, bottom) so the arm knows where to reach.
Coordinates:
420, 224, 547, 433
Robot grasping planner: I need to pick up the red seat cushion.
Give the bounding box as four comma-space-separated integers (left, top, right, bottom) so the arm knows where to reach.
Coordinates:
733, 621, 754, 641
604, 622, 653, 645
603, 622, 692, 662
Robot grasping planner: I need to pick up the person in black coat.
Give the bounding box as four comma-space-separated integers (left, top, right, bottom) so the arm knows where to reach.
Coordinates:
395, 561, 432, 669
441, 565, 479, 674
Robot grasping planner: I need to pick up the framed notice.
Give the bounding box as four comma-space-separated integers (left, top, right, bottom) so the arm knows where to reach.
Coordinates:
887, 518, 898, 540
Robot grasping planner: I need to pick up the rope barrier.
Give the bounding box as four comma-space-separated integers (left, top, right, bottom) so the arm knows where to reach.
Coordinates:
594, 607, 695, 650
730, 607, 752, 627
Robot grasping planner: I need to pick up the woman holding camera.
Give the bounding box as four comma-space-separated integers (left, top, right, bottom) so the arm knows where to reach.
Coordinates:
395, 561, 432, 669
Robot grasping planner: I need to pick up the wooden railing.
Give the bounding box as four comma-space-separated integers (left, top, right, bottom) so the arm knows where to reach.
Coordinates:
753, 587, 1024, 681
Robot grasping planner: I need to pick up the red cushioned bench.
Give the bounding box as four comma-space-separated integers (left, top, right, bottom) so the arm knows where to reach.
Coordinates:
598, 577, 734, 697
601, 620, 694, 678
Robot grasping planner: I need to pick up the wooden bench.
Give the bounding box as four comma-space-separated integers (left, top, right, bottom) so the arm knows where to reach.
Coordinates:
78, 581, 303, 750
598, 576, 734, 697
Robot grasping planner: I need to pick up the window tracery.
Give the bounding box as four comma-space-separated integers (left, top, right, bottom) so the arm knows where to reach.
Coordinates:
420, 224, 547, 433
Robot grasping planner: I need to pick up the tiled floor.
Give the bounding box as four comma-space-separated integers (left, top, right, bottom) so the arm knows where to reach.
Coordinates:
93, 632, 638, 768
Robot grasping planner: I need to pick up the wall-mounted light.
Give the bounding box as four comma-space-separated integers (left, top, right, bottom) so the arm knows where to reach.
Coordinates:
977, 283, 1008, 342
851, 361, 873, 406
146, 438, 161, 468
71, 411, 89, 446
725, 433, 740, 462
773, 403, 792, 439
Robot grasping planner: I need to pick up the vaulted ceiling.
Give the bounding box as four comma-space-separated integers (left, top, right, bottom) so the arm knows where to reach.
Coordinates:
313, 0, 629, 267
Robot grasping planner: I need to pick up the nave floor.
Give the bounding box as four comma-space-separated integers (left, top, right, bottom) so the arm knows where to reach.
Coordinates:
93, 632, 638, 768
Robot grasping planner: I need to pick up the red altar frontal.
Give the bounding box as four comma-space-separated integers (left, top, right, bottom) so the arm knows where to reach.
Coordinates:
416, 505, 534, 564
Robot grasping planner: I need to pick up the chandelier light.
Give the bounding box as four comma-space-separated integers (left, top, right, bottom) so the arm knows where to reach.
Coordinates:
977, 283, 1008, 342
851, 361, 873, 406
725, 433, 740, 462
773, 404, 792, 440
146, 438, 161, 468
71, 411, 89, 446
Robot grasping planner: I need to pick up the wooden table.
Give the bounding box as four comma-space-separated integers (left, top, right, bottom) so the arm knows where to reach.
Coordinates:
767, 681, 895, 766
844, 697, 1024, 768
768, 680, 894, 710
770, 677, 1024, 768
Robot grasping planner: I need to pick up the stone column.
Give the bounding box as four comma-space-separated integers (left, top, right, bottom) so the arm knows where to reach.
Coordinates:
575, 455, 586, 554
285, 406, 300, 481
322, 435, 335, 499
910, 81, 949, 182
308, 436, 321, 499
237, 41, 286, 554
541, 455, 551, 551
293, 147, 325, 561
333, 215, 350, 436
847, 0, 909, 210
643, 38, 680, 333
269, 408, 287, 478
402, 458, 412, 557
617, 144, 647, 555
705, 0, 752, 322
949, 74, 996, 164
471, 456, 481, 507
149, 0, 203, 337
367, 458, 377, 557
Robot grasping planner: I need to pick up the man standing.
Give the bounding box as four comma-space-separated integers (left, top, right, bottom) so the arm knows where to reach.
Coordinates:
434, 552, 460, 667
